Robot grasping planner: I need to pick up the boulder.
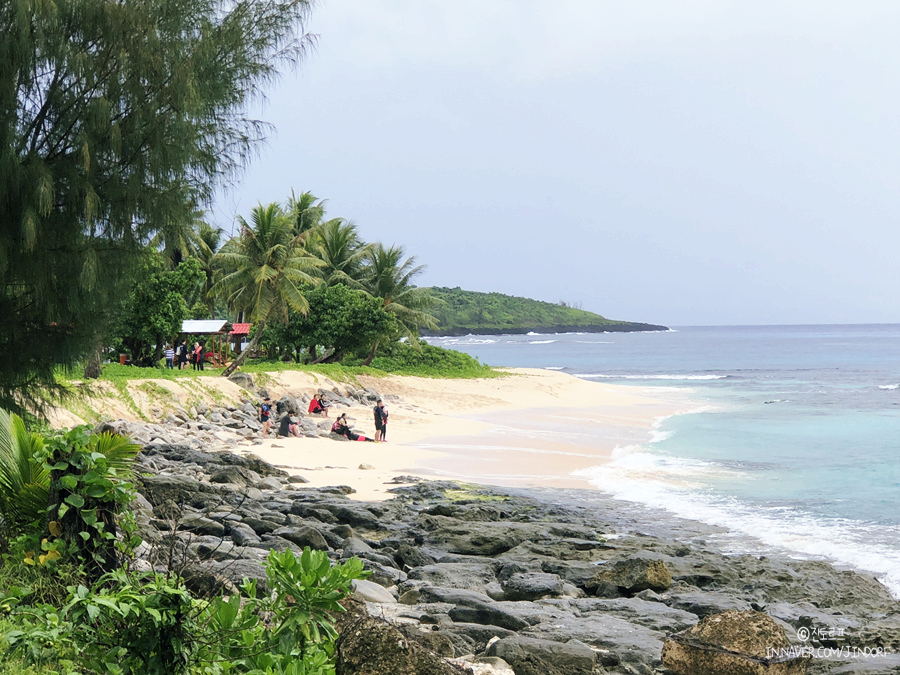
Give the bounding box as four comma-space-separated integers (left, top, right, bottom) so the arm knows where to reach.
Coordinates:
228, 372, 255, 390
587, 553, 673, 595
406, 562, 497, 592
334, 599, 462, 675
662, 610, 810, 675
663, 590, 754, 618
353, 579, 397, 604
178, 515, 226, 537
499, 572, 565, 601
485, 636, 595, 675
271, 525, 330, 551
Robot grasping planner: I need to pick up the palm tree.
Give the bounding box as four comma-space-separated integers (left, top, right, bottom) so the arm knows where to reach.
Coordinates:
360, 244, 437, 365
312, 219, 373, 289
213, 203, 323, 376
286, 189, 328, 238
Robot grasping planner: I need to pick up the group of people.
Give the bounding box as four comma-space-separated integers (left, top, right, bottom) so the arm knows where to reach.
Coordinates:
163, 341, 207, 370
258, 394, 389, 442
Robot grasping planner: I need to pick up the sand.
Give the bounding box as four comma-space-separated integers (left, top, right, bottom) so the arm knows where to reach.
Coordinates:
52, 368, 691, 502
246, 368, 690, 500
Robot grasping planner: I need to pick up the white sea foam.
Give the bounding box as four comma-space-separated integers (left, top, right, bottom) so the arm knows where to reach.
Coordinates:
574, 449, 900, 598
543, 366, 564, 370
574, 373, 727, 381
528, 339, 557, 344
879, 384, 899, 390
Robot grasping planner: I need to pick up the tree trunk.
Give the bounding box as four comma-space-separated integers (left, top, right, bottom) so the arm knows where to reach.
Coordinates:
310, 348, 335, 365
361, 340, 379, 367
83, 342, 103, 379
222, 321, 264, 377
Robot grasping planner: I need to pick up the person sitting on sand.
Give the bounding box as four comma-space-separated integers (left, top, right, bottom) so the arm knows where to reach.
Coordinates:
331, 413, 374, 442
278, 413, 302, 438
308, 393, 330, 417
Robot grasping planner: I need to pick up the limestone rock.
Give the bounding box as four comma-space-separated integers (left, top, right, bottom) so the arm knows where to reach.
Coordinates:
588, 553, 673, 595
227, 372, 255, 391
485, 636, 595, 675
662, 610, 810, 675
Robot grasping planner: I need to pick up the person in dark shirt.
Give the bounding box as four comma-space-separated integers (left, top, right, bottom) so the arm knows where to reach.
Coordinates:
278, 414, 301, 437
373, 399, 388, 442
259, 397, 272, 436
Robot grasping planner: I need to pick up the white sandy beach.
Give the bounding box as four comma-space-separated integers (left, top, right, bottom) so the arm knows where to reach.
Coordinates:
52, 368, 689, 501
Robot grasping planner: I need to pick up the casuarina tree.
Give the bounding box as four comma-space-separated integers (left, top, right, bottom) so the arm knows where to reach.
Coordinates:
0, 0, 314, 413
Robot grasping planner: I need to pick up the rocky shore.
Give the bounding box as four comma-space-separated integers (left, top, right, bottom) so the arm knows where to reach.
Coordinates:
122, 433, 900, 674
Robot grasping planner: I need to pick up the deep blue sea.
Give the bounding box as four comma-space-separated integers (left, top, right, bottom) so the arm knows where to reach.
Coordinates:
425, 325, 900, 595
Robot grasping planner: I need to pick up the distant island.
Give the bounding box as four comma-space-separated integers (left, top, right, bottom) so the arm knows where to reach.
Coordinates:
421, 287, 668, 336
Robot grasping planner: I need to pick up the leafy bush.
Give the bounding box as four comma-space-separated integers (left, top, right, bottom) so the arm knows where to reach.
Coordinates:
370, 340, 499, 378
4, 548, 368, 675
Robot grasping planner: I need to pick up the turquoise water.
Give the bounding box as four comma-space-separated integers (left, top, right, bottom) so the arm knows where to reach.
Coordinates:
426, 325, 900, 594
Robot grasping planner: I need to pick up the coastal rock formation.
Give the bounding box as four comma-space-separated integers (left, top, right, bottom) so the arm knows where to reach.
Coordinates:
122, 435, 900, 675
662, 610, 810, 675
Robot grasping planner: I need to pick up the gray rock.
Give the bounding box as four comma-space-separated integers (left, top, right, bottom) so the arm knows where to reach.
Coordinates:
407, 562, 498, 592
209, 465, 252, 486
522, 615, 665, 670
568, 597, 699, 633
228, 523, 262, 547
228, 372, 255, 391
448, 602, 531, 632
178, 516, 226, 537
271, 525, 329, 551
588, 552, 673, 595
663, 590, 754, 618
242, 516, 283, 535
353, 578, 397, 603
486, 636, 595, 675
500, 572, 565, 601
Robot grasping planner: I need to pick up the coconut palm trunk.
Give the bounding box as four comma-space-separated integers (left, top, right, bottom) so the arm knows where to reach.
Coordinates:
222, 320, 266, 377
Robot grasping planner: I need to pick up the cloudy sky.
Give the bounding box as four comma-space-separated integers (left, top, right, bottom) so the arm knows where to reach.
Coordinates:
213, 1, 900, 327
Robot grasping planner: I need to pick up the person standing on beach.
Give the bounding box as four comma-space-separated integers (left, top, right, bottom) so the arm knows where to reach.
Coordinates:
260, 397, 272, 436
373, 399, 388, 442
197, 342, 205, 371
179, 341, 189, 370
164, 344, 175, 370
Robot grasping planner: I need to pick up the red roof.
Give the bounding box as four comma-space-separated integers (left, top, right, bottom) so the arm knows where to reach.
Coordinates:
230, 323, 251, 335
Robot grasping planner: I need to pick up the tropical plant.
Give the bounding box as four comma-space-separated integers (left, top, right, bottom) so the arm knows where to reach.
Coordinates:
0, 0, 314, 414
361, 244, 437, 364
266, 284, 396, 363
213, 203, 323, 376
286, 189, 329, 237
0, 410, 47, 547
114, 255, 205, 366
312, 219, 373, 289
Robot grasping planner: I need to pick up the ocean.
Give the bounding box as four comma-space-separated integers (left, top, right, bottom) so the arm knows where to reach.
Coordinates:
425, 324, 900, 596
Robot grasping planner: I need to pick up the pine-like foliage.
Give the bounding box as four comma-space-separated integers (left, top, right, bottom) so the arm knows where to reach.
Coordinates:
0, 0, 313, 413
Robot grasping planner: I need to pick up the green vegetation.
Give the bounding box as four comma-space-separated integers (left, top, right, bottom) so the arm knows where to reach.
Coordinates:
370, 340, 499, 379
0, 411, 367, 674
424, 287, 667, 335
0, 0, 314, 414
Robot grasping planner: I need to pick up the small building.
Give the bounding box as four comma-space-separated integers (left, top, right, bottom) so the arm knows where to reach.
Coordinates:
179, 320, 234, 366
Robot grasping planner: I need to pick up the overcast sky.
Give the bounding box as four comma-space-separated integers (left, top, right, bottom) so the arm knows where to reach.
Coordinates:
212, 1, 900, 327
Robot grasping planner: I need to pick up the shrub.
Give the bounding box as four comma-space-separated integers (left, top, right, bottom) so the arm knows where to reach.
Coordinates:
370, 339, 498, 378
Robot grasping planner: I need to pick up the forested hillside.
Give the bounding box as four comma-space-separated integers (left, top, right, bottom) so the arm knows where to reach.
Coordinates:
423, 287, 667, 335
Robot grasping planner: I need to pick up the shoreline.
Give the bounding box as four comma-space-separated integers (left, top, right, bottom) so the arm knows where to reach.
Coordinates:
51, 366, 900, 601
240, 369, 691, 500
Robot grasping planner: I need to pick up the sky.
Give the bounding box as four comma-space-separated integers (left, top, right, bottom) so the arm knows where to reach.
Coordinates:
212, 1, 900, 327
